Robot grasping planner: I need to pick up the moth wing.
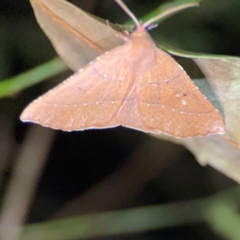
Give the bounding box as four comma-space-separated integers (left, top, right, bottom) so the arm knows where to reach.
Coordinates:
138, 48, 225, 137
118, 48, 225, 137
20, 45, 134, 131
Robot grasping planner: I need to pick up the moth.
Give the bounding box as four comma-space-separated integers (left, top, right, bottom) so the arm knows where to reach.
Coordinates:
20, 0, 225, 138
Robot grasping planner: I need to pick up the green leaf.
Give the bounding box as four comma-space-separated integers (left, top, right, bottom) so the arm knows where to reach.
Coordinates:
0, 58, 67, 98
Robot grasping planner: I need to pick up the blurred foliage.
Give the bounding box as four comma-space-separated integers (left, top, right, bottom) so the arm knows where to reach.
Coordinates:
0, 0, 240, 240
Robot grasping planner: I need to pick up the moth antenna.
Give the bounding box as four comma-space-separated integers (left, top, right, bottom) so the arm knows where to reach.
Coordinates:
143, 2, 199, 28
115, 0, 140, 27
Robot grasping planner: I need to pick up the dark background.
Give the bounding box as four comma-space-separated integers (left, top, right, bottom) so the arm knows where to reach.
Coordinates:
0, 0, 240, 239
